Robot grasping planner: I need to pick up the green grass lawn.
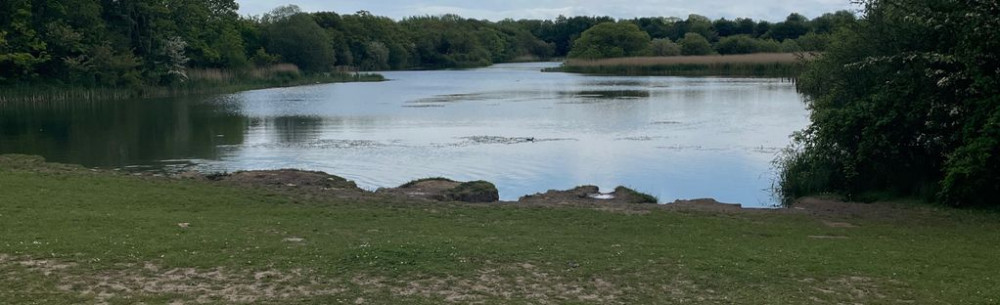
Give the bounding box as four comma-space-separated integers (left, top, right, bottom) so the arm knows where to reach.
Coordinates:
1, 155, 998, 304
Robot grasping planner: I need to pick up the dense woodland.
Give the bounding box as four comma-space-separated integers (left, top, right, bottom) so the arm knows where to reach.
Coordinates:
781, 0, 999, 206
1, 1, 854, 88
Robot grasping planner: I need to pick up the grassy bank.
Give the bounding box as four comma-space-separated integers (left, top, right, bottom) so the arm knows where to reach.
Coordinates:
0, 65, 384, 103
546, 53, 814, 77
1, 155, 998, 304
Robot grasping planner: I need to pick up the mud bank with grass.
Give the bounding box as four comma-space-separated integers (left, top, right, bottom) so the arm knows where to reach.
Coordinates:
0, 66, 385, 103
1, 154, 998, 304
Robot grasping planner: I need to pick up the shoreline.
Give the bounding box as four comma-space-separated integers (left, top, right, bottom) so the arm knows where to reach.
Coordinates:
0, 154, 899, 214
0, 73, 385, 103
2, 153, 996, 304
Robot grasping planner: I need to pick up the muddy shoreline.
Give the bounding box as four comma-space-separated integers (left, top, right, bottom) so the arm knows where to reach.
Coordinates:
172, 168, 743, 206
3, 154, 928, 219
152, 168, 944, 220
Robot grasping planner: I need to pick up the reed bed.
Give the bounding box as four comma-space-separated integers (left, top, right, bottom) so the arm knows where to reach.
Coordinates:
548, 53, 817, 77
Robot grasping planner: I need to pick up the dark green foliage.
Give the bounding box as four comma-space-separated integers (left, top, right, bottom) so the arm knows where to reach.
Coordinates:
781, 0, 1000, 207
2, 3, 858, 88
263, 11, 336, 72
794, 32, 830, 52
811, 11, 858, 35
765, 13, 810, 41
527, 15, 615, 56
714, 35, 781, 54
679, 33, 714, 55
567, 22, 651, 59
650, 38, 681, 56
684, 14, 718, 42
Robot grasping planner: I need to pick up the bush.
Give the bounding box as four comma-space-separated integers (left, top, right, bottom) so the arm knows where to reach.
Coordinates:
781, 0, 1000, 206
568, 22, 651, 59
679, 33, 714, 56
715, 35, 781, 55
650, 38, 681, 56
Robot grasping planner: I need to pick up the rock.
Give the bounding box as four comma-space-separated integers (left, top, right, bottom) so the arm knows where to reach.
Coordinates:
214, 169, 360, 191
519, 185, 600, 203
173, 171, 206, 180
519, 185, 657, 204
376, 178, 499, 203
669, 198, 742, 210
444, 181, 499, 203
612, 186, 658, 204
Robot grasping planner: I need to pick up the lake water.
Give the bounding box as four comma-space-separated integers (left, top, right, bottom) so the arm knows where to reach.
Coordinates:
0, 62, 810, 207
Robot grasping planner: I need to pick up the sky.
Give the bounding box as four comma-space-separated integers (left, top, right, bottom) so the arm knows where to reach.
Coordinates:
236, 0, 860, 22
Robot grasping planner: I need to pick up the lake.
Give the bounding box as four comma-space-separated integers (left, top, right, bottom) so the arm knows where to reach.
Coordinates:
0, 62, 809, 207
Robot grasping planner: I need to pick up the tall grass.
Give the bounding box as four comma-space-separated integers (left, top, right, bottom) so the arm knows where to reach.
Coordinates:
0, 64, 384, 103
547, 53, 816, 77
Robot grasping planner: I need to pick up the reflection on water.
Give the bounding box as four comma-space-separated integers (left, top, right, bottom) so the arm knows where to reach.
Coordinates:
0, 62, 809, 207
567, 90, 651, 100
0, 97, 246, 167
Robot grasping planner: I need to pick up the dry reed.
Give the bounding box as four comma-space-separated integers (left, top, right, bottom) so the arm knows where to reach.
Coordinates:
564, 53, 816, 67
550, 53, 817, 77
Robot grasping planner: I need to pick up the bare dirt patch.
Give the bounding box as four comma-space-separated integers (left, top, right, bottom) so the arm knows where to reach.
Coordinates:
351, 263, 631, 304
808, 235, 850, 240
804, 276, 892, 303
822, 220, 858, 228
0, 255, 343, 304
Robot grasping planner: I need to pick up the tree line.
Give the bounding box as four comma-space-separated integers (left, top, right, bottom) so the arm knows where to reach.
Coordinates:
780, 0, 999, 207
567, 12, 857, 59
2, 1, 854, 88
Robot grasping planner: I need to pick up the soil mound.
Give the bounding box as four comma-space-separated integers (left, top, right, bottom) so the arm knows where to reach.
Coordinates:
206, 169, 362, 193
519, 185, 658, 204
376, 178, 499, 203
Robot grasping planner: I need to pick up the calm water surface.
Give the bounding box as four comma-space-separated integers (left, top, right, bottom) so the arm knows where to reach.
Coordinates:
0, 62, 809, 207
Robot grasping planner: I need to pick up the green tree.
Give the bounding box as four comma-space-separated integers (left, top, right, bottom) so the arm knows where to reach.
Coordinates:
715, 35, 758, 54
795, 32, 830, 51
650, 38, 681, 56
361, 41, 389, 70
811, 11, 857, 34
679, 33, 713, 55
567, 22, 651, 59
686, 14, 718, 41
767, 13, 811, 41
0, 0, 51, 81
263, 7, 336, 72
782, 0, 1000, 206
780, 39, 802, 52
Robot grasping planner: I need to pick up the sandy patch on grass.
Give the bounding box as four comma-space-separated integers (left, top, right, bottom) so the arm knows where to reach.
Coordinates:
6, 256, 640, 303
352, 265, 627, 304
346, 263, 720, 304
1, 254, 343, 304
804, 276, 892, 303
